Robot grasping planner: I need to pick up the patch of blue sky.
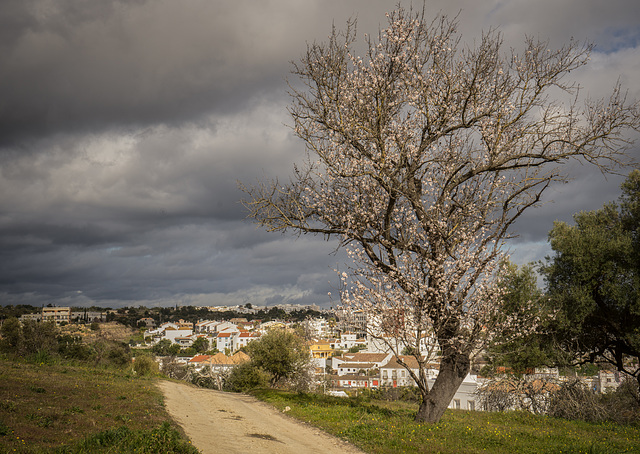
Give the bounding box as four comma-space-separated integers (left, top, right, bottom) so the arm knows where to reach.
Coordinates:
598, 26, 640, 53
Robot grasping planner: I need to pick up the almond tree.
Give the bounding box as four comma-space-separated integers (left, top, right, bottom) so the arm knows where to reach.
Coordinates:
242, 6, 639, 423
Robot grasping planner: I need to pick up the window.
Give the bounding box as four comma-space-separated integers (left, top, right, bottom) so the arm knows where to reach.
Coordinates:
383, 370, 388, 379
401, 370, 405, 377
454, 399, 460, 409
468, 401, 475, 411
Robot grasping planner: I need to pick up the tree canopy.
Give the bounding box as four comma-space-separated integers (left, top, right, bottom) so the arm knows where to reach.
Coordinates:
243, 5, 640, 423
541, 170, 640, 388
244, 328, 311, 388
484, 261, 551, 375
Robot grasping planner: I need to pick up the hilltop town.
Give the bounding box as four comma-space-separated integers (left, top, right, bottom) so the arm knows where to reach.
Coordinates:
5, 303, 626, 415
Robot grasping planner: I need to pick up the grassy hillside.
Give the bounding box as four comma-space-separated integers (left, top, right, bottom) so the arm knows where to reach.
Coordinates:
3, 353, 638, 453
0, 358, 197, 453
251, 389, 640, 454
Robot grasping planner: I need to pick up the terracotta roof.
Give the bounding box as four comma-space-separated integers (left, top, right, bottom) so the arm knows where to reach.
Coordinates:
380, 356, 435, 370
189, 355, 212, 363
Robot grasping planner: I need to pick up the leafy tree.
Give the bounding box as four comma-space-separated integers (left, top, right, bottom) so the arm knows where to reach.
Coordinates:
0, 317, 23, 354
21, 320, 59, 357
484, 261, 552, 374
0, 305, 39, 321
191, 336, 210, 354
541, 170, 640, 390
242, 6, 640, 423
92, 339, 131, 367
0, 318, 59, 358
151, 339, 180, 356
245, 329, 311, 387
348, 344, 366, 354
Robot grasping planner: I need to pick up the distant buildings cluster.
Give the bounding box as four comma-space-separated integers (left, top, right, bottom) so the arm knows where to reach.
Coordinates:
19, 306, 106, 324
12, 304, 626, 413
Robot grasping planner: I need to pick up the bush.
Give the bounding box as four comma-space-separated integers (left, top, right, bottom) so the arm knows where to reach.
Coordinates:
548, 379, 609, 422
133, 354, 159, 376
0, 319, 59, 358
224, 362, 271, 392
58, 334, 93, 361
92, 339, 132, 367
601, 378, 640, 425
72, 422, 198, 454
107, 342, 132, 367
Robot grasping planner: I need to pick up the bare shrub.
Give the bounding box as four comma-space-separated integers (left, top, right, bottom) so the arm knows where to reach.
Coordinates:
477, 377, 557, 414
548, 379, 609, 422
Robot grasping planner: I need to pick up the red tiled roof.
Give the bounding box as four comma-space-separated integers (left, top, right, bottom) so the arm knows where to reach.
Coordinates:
188, 355, 212, 363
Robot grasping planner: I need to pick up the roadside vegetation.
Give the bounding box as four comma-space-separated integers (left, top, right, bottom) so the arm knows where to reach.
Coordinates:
0, 317, 198, 454
0, 357, 198, 453
250, 389, 640, 454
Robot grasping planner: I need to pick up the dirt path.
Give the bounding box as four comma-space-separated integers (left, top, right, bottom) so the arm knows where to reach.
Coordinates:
157, 381, 364, 454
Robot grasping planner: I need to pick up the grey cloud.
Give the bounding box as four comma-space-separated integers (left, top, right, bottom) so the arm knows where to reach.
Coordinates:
0, 0, 304, 146
1, 0, 638, 308
0, 0, 493, 148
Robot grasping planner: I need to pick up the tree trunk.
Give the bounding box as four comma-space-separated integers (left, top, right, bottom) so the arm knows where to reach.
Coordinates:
415, 352, 470, 423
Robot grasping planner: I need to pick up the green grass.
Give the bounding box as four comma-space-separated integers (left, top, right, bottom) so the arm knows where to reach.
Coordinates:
0, 357, 198, 453
250, 389, 640, 454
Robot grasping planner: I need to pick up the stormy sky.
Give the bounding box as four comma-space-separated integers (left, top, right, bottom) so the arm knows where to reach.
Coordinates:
1, 0, 639, 309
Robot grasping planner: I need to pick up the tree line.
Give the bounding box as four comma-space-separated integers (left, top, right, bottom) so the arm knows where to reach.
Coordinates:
488, 170, 640, 391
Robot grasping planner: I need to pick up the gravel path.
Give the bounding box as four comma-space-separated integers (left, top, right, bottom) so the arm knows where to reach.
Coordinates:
158, 380, 364, 454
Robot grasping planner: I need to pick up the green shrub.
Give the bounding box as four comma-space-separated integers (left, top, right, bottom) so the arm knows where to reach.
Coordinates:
133, 355, 159, 376
91, 340, 132, 368
225, 362, 271, 392
65, 422, 199, 453
58, 334, 93, 361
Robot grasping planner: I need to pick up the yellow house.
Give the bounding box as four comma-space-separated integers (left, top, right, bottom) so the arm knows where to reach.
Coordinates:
309, 340, 334, 359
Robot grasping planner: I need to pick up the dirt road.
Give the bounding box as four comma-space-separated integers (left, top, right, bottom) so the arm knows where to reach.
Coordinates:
158, 381, 364, 454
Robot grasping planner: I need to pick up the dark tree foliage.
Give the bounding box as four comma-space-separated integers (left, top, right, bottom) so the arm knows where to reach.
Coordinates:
151, 338, 180, 357
541, 170, 640, 388
484, 262, 552, 374
191, 336, 210, 354
0, 318, 59, 358
0, 305, 40, 320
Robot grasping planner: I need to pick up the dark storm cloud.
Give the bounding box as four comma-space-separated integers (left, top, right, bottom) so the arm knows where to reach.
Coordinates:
1, 0, 639, 308
0, 0, 315, 147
